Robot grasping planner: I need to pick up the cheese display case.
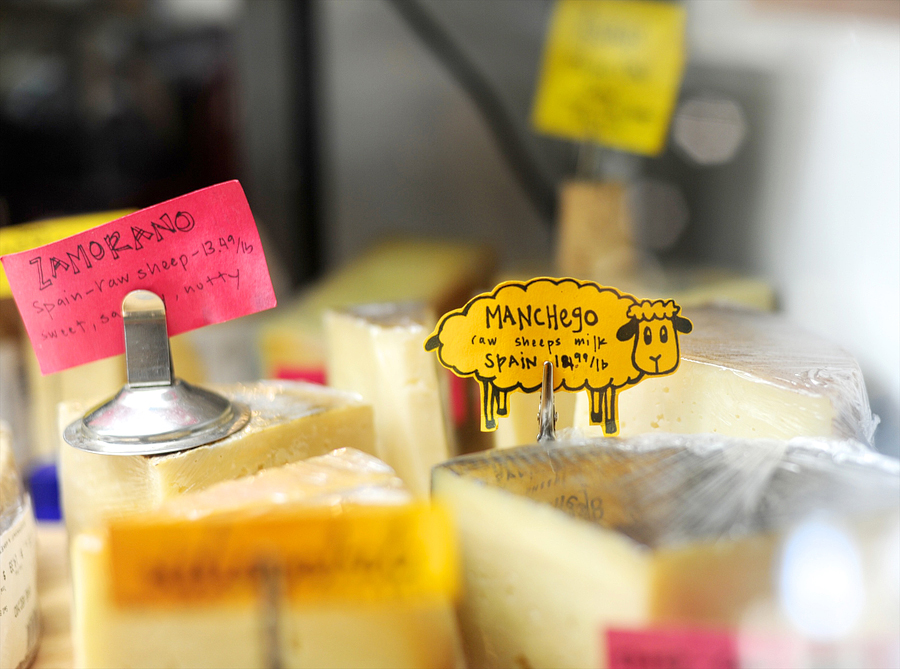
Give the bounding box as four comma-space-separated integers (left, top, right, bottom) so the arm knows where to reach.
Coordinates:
1, 1, 898, 668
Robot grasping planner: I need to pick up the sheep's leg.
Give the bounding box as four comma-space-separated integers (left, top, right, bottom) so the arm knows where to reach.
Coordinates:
605, 387, 619, 436
479, 379, 497, 431
479, 379, 497, 430
497, 389, 509, 417
589, 389, 605, 425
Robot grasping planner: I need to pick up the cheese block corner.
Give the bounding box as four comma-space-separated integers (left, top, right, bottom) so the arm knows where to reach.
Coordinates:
325, 303, 454, 496
60, 380, 376, 536
574, 306, 877, 445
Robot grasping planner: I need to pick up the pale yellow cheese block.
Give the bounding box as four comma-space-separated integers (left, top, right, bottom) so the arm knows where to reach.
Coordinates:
574, 307, 877, 445
71, 449, 463, 669
433, 436, 900, 669
59, 381, 375, 537
433, 471, 650, 669
325, 304, 454, 496
259, 239, 495, 377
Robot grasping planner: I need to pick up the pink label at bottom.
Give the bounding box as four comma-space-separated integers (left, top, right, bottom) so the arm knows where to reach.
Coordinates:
606, 628, 738, 669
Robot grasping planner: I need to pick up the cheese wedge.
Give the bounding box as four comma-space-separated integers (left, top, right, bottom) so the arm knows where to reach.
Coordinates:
433, 434, 900, 669
259, 239, 495, 379
59, 381, 375, 537
573, 306, 877, 445
71, 449, 463, 669
325, 304, 454, 496
434, 469, 650, 669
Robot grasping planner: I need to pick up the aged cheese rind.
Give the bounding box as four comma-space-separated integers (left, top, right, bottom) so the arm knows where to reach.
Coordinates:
60, 381, 375, 536
325, 304, 453, 496
574, 307, 876, 444
72, 449, 462, 669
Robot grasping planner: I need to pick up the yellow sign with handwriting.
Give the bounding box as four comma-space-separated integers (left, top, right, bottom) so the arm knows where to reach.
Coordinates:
108, 503, 457, 607
425, 278, 692, 435
0, 210, 134, 298
531, 0, 686, 155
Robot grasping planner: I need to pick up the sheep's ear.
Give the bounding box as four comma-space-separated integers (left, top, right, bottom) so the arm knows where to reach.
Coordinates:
616, 319, 638, 341
673, 315, 693, 334
424, 334, 441, 351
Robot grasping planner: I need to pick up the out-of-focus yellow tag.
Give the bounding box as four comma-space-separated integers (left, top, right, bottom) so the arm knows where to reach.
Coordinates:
108, 503, 457, 607
0, 211, 133, 298
425, 278, 692, 436
532, 0, 686, 155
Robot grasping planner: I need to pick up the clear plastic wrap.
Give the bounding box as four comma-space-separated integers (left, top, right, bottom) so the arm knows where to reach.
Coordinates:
433, 432, 899, 669
574, 306, 879, 445
0, 422, 41, 669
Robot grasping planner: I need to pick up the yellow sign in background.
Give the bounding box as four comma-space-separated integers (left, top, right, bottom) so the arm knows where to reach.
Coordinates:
108, 503, 458, 607
0, 211, 133, 298
532, 0, 686, 156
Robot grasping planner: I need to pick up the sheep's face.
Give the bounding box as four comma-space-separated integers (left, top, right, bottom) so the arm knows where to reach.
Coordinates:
631, 319, 681, 375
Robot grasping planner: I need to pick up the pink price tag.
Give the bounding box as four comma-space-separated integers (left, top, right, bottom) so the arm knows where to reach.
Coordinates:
606, 628, 738, 669
1, 181, 276, 374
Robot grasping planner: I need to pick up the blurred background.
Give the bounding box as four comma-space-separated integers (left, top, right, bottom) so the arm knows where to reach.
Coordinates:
1, 0, 897, 456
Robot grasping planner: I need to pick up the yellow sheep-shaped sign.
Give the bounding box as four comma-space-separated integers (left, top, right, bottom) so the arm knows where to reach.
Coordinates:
424, 277, 692, 436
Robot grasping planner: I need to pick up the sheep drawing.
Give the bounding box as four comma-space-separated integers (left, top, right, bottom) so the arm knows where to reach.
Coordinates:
424, 277, 692, 436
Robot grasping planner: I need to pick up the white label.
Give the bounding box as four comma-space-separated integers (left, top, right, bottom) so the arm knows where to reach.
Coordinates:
0, 497, 39, 669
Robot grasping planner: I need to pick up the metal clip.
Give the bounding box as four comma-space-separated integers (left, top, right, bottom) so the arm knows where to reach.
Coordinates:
122, 290, 174, 387
63, 289, 250, 456
537, 360, 557, 443
258, 561, 283, 669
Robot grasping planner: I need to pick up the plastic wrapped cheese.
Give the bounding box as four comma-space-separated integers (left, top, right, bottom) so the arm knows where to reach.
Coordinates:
0, 423, 40, 669
325, 303, 454, 496
60, 380, 375, 537
433, 433, 899, 669
71, 448, 463, 669
574, 306, 878, 446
